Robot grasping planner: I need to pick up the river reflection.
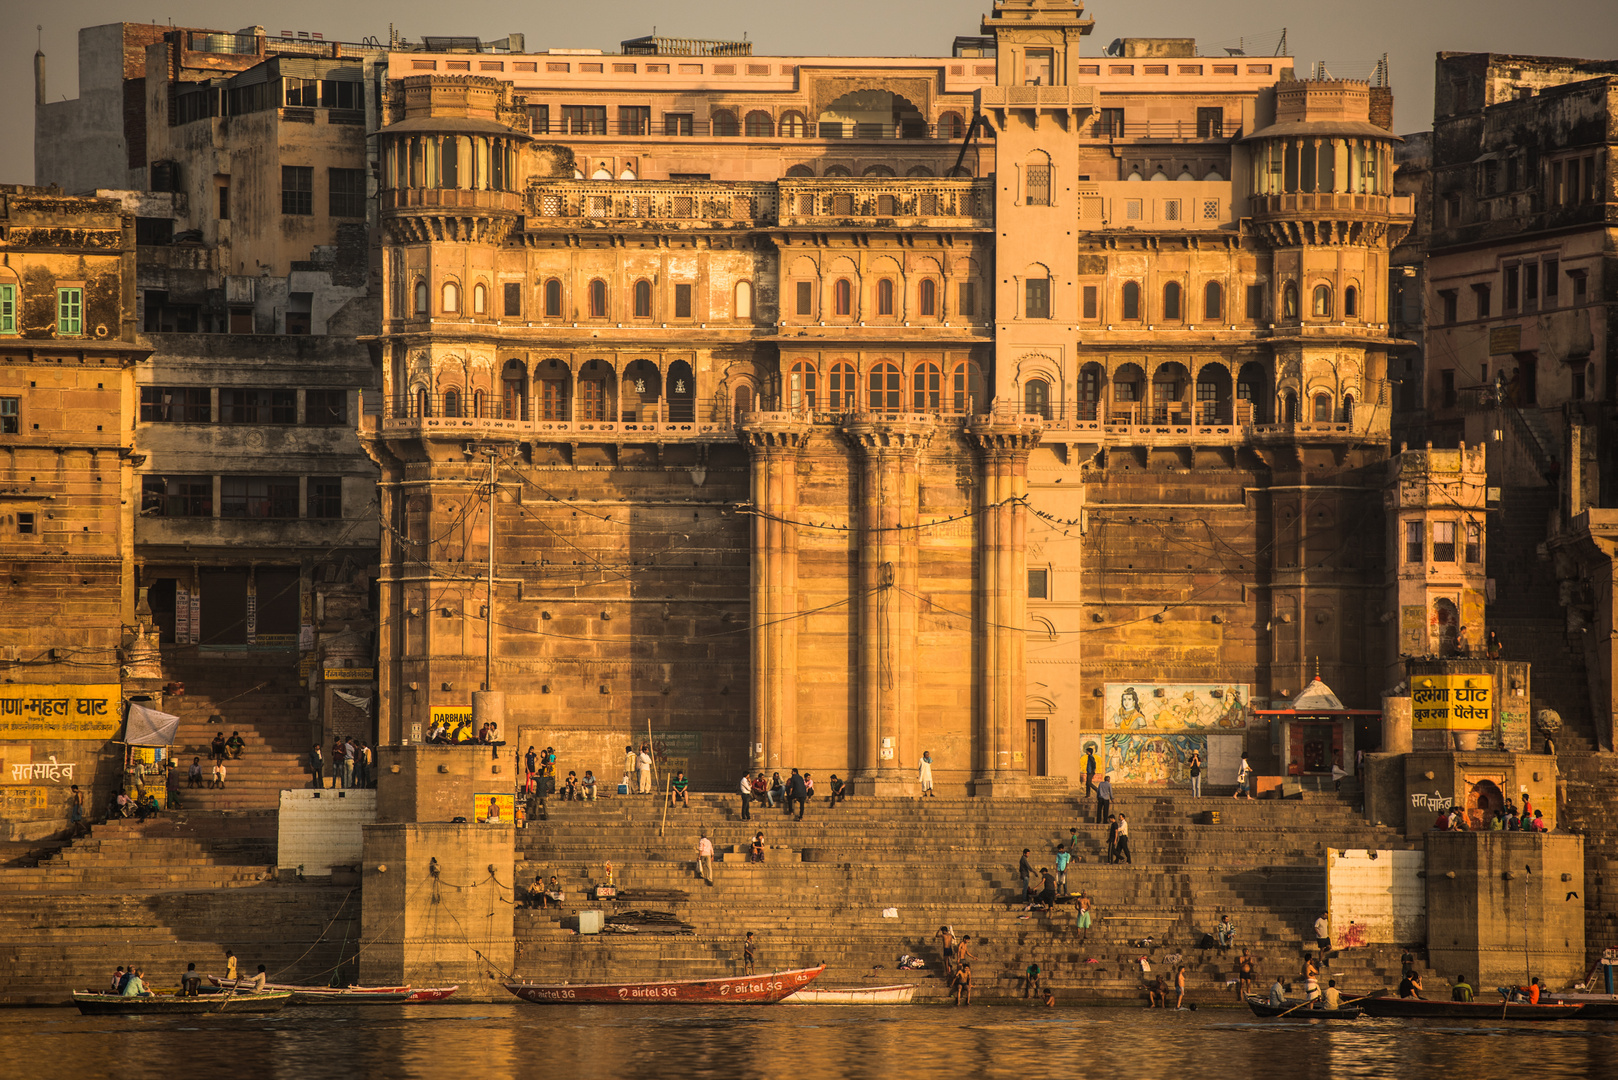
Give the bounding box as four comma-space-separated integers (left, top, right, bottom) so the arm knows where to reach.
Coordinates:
3, 1004, 1614, 1080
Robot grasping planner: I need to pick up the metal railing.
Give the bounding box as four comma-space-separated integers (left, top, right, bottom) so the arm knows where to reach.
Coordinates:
525, 181, 777, 225
1091, 119, 1243, 140
532, 118, 971, 140
777, 179, 992, 224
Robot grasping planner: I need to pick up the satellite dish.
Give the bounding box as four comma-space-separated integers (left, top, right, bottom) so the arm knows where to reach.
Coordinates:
1225, 47, 1247, 56
1106, 38, 1123, 56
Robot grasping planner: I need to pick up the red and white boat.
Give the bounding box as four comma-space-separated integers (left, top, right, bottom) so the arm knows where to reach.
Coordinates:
503, 965, 825, 1004
405, 985, 459, 1003
207, 976, 412, 1004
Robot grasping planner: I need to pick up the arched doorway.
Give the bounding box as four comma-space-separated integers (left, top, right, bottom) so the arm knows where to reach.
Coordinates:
1112, 363, 1146, 423
1434, 597, 1460, 657
502, 360, 528, 421
1465, 779, 1504, 830
1237, 361, 1271, 424
1195, 363, 1232, 424
667, 360, 696, 423
817, 89, 927, 139
1077, 362, 1105, 421
620, 359, 661, 423
1152, 362, 1190, 424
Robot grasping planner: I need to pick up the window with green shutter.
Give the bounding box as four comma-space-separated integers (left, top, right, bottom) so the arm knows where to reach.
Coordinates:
57, 288, 83, 336
0, 284, 15, 333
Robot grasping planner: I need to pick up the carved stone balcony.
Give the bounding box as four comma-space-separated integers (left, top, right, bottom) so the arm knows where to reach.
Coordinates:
775, 179, 993, 229
522, 181, 777, 231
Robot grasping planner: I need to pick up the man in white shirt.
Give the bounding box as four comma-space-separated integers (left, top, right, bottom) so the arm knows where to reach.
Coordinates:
1114, 814, 1133, 864
637, 744, 653, 793
696, 831, 714, 886
1314, 913, 1331, 965
739, 772, 754, 820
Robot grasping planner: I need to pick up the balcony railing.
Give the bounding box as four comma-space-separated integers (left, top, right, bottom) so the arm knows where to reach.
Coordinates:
1250, 193, 1412, 217
524, 181, 777, 226
532, 119, 971, 140
776, 179, 992, 226
1089, 119, 1243, 141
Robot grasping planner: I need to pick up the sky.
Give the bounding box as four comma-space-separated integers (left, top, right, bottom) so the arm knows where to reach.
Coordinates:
6, 0, 1616, 186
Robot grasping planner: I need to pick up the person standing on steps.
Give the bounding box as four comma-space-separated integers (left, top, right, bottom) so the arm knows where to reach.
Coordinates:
1236, 949, 1255, 1001
696, 830, 714, 886
1175, 965, 1187, 1009
637, 743, 653, 794
308, 746, 322, 789
1096, 774, 1113, 825
919, 751, 935, 796
953, 936, 975, 1006
743, 931, 756, 975
1054, 843, 1071, 898
1105, 815, 1119, 864
1313, 912, 1332, 966
189, 757, 204, 789
786, 768, 808, 820
1114, 814, 1133, 864
934, 925, 956, 978
739, 771, 754, 820
1076, 892, 1093, 943
1018, 849, 1034, 903
1188, 750, 1203, 798
1084, 745, 1098, 797
1234, 755, 1254, 800
623, 744, 637, 793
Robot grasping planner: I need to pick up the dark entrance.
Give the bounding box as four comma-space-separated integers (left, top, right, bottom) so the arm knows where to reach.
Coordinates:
1025, 718, 1047, 776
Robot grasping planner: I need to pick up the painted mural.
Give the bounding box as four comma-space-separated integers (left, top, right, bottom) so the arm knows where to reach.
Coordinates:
1101, 684, 1250, 785
1104, 683, 1251, 731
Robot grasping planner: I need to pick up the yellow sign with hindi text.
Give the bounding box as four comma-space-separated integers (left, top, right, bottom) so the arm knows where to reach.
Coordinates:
0, 684, 121, 740
1411, 676, 1493, 730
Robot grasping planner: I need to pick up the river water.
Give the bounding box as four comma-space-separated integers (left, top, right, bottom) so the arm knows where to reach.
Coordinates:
4, 1003, 1615, 1079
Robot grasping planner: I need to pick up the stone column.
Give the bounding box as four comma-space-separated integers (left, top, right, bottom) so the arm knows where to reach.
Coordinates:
843, 417, 935, 794
969, 419, 1042, 796
740, 417, 812, 775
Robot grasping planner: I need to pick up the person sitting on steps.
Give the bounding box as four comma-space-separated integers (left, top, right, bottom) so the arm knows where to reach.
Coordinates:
225, 731, 246, 759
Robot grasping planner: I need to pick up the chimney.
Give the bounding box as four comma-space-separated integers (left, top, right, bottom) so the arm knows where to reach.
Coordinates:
34, 46, 46, 106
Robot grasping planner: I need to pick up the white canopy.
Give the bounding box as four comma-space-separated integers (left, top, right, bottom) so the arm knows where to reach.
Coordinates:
123, 702, 182, 747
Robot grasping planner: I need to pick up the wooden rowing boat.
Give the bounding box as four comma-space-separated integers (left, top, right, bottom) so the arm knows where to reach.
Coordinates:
207, 976, 412, 1004
405, 985, 459, 1003
503, 964, 825, 1004
1245, 995, 1362, 1019
1357, 995, 1584, 1021
73, 990, 292, 1015
782, 983, 916, 1005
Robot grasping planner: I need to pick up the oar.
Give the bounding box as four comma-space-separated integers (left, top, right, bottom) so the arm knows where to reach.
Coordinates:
1276, 990, 1372, 1018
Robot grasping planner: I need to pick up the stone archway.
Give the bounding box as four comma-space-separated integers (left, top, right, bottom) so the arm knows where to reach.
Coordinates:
1465, 778, 1504, 830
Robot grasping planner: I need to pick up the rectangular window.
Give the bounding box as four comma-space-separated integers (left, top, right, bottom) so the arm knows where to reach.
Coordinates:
1028, 568, 1048, 599
1571, 270, 1587, 302
674, 284, 693, 319
16, 511, 34, 534
1441, 369, 1456, 408
1163, 199, 1180, 221
318, 79, 361, 110
1125, 199, 1142, 220
221, 476, 300, 518
958, 281, 977, 318
1024, 279, 1049, 319
304, 389, 348, 426
1405, 520, 1425, 564
218, 182, 230, 221
1440, 290, 1458, 324
281, 165, 313, 215
663, 113, 693, 136
1465, 521, 1481, 563
135, 217, 174, 245
283, 77, 318, 107
141, 475, 213, 517
1432, 520, 1456, 562
560, 105, 607, 134
1025, 165, 1051, 206
528, 104, 550, 134
221, 389, 297, 424
56, 288, 83, 336
308, 477, 343, 519
1196, 107, 1224, 138
1573, 364, 1587, 400
1523, 262, 1538, 310
1082, 285, 1098, 319
796, 281, 813, 316
140, 387, 212, 423
0, 396, 17, 434
1472, 283, 1491, 319
328, 168, 365, 217
503, 282, 522, 317
0, 284, 14, 333
619, 106, 651, 135
1098, 108, 1125, 136
1245, 284, 1265, 320
1024, 49, 1053, 85
1503, 264, 1519, 312
1543, 259, 1559, 302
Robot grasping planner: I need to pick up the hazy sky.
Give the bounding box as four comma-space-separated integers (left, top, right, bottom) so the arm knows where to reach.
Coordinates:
7, 0, 1616, 186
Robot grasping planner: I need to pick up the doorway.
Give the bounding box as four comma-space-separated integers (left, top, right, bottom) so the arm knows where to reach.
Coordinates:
1025, 719, 1047, 776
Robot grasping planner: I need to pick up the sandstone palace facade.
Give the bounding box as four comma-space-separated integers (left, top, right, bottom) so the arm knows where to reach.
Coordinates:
361, 0, 1416, 794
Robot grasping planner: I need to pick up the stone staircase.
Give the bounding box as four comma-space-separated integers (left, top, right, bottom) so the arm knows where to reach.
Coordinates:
0, 813, 276, 893
160, 655, 318, 810
1554, 752, 1618, 973
511, 791, 1430, 1003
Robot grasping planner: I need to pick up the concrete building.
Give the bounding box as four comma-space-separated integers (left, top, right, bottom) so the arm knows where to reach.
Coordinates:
359, 0, 1415, 804
0, 185, 149, 839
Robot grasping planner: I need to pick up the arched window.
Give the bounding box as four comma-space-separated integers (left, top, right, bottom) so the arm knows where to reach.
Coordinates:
588, 279, 608, 318
440, 136, 460, 188
779, 111, 808, 138
633, 280, 652, 318
863, 165, 896, 178
711, 110, 739, 136
1343, 394, 1355, 424
544, 279, 563, 318
876, 279, 895, 316
1312, 285, 1333, 318
789, 361, 818, 409
1282, 282, 1300, 319
1025, 154, 1052, 206
413, 280, 428, 316
919, 279, 937, 317
823, 165, 852, 178
833, 278, 853, 317
869, 362, 902, 412
735, 281, 753, 320
443, 389, 461, 417
538, 366, 568, 420
1025, 378, 1051, 419
912, 362, 942, 412
1204, 281, 1223, 321
1343, 285, 1359, 319
785, 164, 814, 177
1282, 389, 1299, 423
1163, 281, 1182, 321
951, 361, 986, 414
938, 112, 966, 140
472, 283, 487, 315
906, 165, 935, 177
744, 111, 773, 137
416, 387, 430, 417
473, 390, 485, 418
442, 281, 460, 314
1313, 392, 1333, 422
829, 362, 857, 411
1122, 281, 1141, 320
733, 384, 753, 422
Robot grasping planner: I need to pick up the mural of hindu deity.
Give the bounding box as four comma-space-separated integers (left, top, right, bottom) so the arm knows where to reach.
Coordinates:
1104, 733, 1207, 786
1104, 684, 1251, 731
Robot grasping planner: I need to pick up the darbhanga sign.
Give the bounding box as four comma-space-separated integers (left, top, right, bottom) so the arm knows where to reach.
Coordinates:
0, 684, 121, 740
1411, 675, 1493, 730
430, 705, 473, 727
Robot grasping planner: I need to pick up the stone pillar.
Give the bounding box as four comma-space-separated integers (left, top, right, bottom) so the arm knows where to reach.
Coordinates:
969, 420, 1042, 796
843, 417, 934, 794
740, 418, 812, 775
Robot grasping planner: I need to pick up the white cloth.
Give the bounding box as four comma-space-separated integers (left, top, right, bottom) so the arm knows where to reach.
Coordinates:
1314, 917, 1329, 939
919, 758, 934, 789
